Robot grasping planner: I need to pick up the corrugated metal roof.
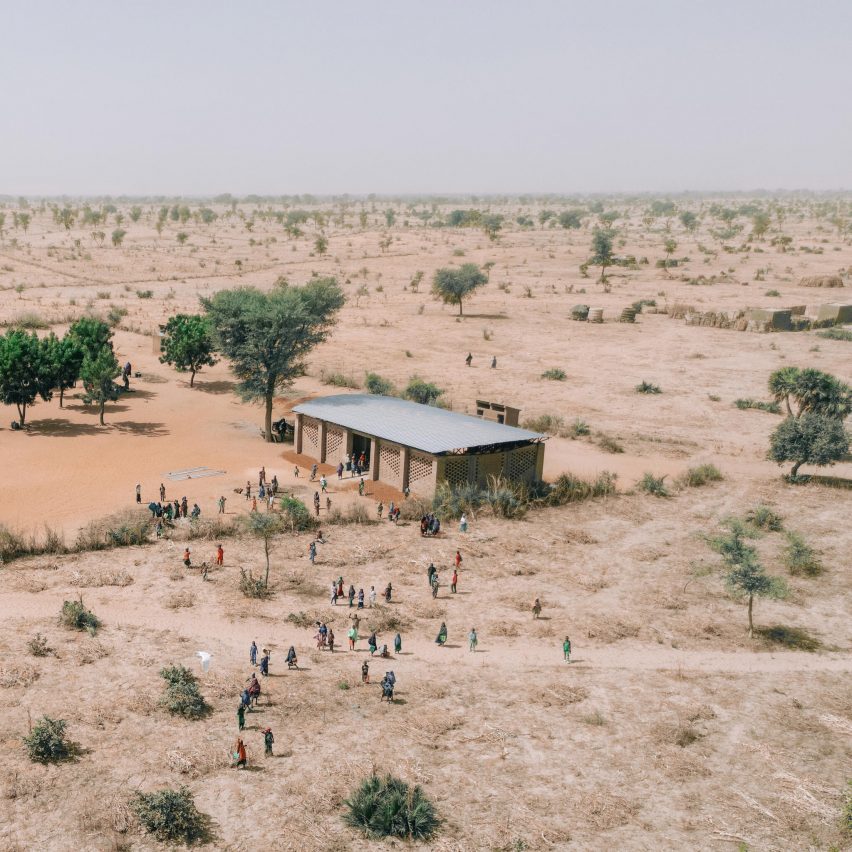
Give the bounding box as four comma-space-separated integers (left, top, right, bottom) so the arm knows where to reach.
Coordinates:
293, 394, 544, 455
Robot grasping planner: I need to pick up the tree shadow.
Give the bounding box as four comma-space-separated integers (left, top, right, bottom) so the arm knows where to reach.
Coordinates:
110, 421, 170, 437
25, 419, 103, 438
464, 313, 509, 320
193, 380, 238, 395
122, 387, 157, 400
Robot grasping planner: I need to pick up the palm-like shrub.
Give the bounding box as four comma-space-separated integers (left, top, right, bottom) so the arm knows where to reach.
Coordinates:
344, 774, 439, 840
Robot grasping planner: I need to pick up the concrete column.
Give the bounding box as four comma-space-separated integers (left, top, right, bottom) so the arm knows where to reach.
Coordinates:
535, 442, 545, 482
318, 421, 327, 463
345, 429, 353, 456
370, 438, 380, 481
294, 413, 303, 454
400, 447, 411, 493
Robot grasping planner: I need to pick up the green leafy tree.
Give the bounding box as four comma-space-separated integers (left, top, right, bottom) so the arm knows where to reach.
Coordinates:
111, 228, 126, 247
768, 367, 851, 420
431, 264, 488, 316
384, 209, 396, 227
133, 787, 207, 843
538, 209, 556, 226
482, 214, 503, 241
159, 314, 217, 387
589, 228, 615, 282
0, 211, 5, 238
80, 347, 121, 425
129, 205, 143, 222
69, 317, 113, 361
18, 212, 31, 233
598, 210, 619, 228
558, 210, 583, 229
47, 332, 84, 407
709, 519, 786, 637
176, 231, 188, 245
0, 329, 56, 426
679, 210, 698, 232
768, 366, 801, 416
359, 211, 368, 228
768, 412, 849, 479
364, 372, 395, 395
23, 717, 75, 763
751, 211, 771, 240
663, 237, 678, 268
314, 234, 328, 255
57, 207, 76, 230
242, 512, 287, 587
203, 278, 345, 441
403, 377, 443, 405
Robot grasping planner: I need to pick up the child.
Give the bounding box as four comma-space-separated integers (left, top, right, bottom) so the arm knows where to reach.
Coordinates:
361, 661, 370, 683
263, 728, 274, 757
563, 636, 572, 663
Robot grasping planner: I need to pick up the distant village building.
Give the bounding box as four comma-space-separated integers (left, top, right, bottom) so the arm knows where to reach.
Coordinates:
292, 394, 545, 495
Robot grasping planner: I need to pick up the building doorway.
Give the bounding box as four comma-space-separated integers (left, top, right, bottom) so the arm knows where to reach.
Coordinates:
351, 433, 371, 471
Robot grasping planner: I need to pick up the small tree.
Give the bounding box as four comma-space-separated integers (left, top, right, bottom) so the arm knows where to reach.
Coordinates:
679, 210, 698, 232
558, 210, 583, 229
365, 372, 395, 396
111, 228, 126, 247
159, 665, 208, 719
47, 332, 84, 407
80, 347, 121, 425
768, 367, 851, 421
159, 314, 217, 387
403, 377, 443, 405
23, 717, 75, 763
431, 264, 488, 316
59, 598, 100, 634
589, 228, 614, 283
482, 214, 503, 241
709, 519, 786, 637
176, 231, 189, 245
768, 366, 800, 417
69, 316, 113, 361
314, 234, 328, 255
663, 237, 677, 270
133, 787, 207, 843
751, 211, 771, 241
242, 512, 287, 587
0, 329, 56, 426
384, 209, 396, 227
129, 205, 143, 222
768, 412, 849, 479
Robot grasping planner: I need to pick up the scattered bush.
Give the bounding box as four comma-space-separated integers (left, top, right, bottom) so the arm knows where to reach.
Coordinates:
677, 464, 723, 488
136, 289, 154, 299
569, 418, 591, 437
27, 633, 52, 657
817, 326, 852, 342
403, 376, 443, 405
755, 625, 821, 651
133, 786, 208, 843
323, 371, 360, 389
8, 311, 48, 330
278, 496, 312, 531
239, 568, 271, 598
635, 381, 662, 394
59, 598, 101, 635
541, 472, 617, 506
597, 434, 624, 454
734, 398, 781, 414
23, 717, 75, 763
745, 505, 783, 531
159, 665, 209, 719
541, 368, 567, 381
344, 774, 440, 841
638, 473, 670, 497
75, 510, 151, 550
782, 531, 823, 576
765, 289, 781, 297
364, 372, 395, 396
0, 524, 67, 563
327, 503, 375, 525
521, 413, 565, 435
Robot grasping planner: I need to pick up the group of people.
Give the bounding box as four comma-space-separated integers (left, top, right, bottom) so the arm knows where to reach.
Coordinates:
330, 576, 392, 607
376, 501, 401, 522
333, 452, 368, 479
149, 496, 200, 523
420, 513, 442, 536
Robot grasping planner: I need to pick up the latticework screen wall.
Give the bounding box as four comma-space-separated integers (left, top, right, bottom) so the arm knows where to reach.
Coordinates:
409, 453, 434, 485
379, 444, 401, 480
302, 419, 319, 456
444, 457, 470, 487
326, 427, 344, 462
506, 446, 538, 481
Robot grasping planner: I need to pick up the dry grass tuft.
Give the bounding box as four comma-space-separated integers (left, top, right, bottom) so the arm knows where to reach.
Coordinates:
578, 790, 640, 831
166, 741, 226, 777
164, 590, 194, 609
70, 568, 134, 587
0, 665, 40, 688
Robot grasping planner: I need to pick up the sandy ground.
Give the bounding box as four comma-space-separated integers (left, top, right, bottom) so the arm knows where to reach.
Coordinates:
0, 199, 850, 850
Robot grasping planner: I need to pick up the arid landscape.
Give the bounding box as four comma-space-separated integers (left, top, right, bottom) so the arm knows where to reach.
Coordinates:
0, 196, 850, 851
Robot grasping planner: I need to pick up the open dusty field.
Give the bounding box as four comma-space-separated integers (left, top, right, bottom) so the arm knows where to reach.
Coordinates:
0, 198, 850, 850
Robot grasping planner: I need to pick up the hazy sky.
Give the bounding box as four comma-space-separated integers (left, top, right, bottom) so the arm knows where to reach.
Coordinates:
2, 1, 850, 195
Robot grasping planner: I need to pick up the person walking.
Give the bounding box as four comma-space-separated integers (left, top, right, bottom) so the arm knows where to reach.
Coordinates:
183, 548, 191, 567
245, 481, 252, 500
310, 463, 318, 481
337, 462, 343, 479
465, 352, 473, 367
431, 572, 439, 599
459, 513, 468, 533
348, 584, 356, 607
218, 495, 226, 514
249, 641, 258, 667
455, 550, 462, 570
368, 632, 378, 655
361, 661, 370, 683
135, 483, 141, 504
233, 738, 247, 768
369, 586, 377, 607
532, 598, 542, 619
451, 568, 458, 594
327, 628, 335, 653
468, 627, 478, 652
237, 703, 245, 731
491, 356, 497, 368
348, 625, 357, 651
259, 651, 269, 677
309, 541, 317, 565
263, 727, 274, 757
216, 544, 224, 566
435, 622, 448, 646
377, 501, 383, 520
357, 588, 364, 609
259, 466, 266, 486
384, 582, 392, 603
331, 582, 338, 605
563, 636, 572, 663
394, 633, 402, 654
358, 478, 365, 496
159, 482, 166, 502
427, 562, 436, 587
251, 497, 258, 512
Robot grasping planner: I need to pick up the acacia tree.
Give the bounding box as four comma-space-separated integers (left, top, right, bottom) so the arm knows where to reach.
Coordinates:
709, 519, 786, 637
203, 278, 345, 441
159, 314, 217, 387
242, 512, 287, 587
663, 237, 678, 272
751, 212, 771, 241
431, 264, 488, 316
768, 413, 849, 479
679, 210, 698, 232
0, 329, 56, 426
589, 228, 614, 283
80, 347, 121, 425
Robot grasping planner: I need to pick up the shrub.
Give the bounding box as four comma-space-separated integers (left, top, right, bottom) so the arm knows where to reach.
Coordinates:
635, 381, 662, 394
398, 495, 432, 520
106, 306, 128, 326
817, 326, 852, 342
734, 398, 781, 414
344, 774, 440, 840
541, 368, 566, 381
521, 413, 565, 435
279, 496, 312, 531
755, 625, 821, 651
136, 289, 154, 299
364, 372, 395, 396
745, 505, 783, 531
540, 472, 616, 506
9, 311, 48, 330
23, 717, 75, 763
133, 786, 207, 843
239, 568, 271, 599
323, 371, 360, 389
28, 633, 52, 657
638, 473, 669, 497
782, 531, 823, 576
403, 376, 443, 405
569, 418, 590, 437
765, 289, 781, 297
75, 510, 151, 550
59, 598, 100, 635
677, 464, 723, 488
159, 665, 209, 719
327, 503, 375, 525
597, 434, 624, 454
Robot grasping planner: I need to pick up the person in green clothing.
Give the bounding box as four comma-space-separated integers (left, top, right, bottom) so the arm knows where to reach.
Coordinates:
563, 635, 572, 662
237, 703, 245, 731
394, 633, 402, 654
468, 627, 478, 652
435, 622, 448, 646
